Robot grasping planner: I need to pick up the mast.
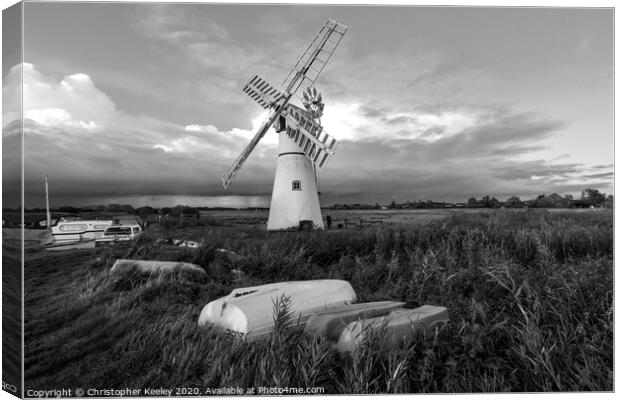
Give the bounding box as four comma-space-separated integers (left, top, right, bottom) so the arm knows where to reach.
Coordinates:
45, 175, 51, 229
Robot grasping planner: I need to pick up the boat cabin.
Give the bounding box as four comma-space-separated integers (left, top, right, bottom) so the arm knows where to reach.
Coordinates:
51, 220, 113, 243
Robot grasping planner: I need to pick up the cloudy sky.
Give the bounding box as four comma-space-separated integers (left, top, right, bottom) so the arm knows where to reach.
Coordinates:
2, 2, 613, 208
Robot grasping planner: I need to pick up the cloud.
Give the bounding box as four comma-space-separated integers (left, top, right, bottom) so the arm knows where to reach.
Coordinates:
312, 108, 594, 204
2, 61, 609, 208
580, 172, 614, 180
24, 108, 99, 131
185, 124, 218, 134
131, 5, 275, 79
2, 63, 281, 205
2, 63, 117, 132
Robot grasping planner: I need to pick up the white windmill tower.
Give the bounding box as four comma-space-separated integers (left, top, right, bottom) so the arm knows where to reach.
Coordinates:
221, 19, 347, 230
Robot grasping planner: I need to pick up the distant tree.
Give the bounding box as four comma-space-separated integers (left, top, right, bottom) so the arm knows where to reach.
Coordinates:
161, 207, 172, 215
481, 195, 491, 207
467, 197, 478, 207
106, 204, 124, 213
170, 205, 198, 216
536, 194, 546, 200
388, 200, 397, 209
572, 199, 590, 208
604, 195, 614, 209
564, 194, 574, 200
136, 206, 157, 216
582, 188, 606, 206
58, 206, 80, 214
506, 196, 524, 208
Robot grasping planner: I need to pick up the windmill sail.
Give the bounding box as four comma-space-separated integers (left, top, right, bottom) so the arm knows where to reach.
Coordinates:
221, 19, 346, 189
282, 105, 337, 168
282, 19, 347, 96
242, 75, 286, 110
221, 93, 292, 188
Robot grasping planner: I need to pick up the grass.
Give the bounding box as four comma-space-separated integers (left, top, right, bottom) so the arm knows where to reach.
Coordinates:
22, 209, 613, 393
2, 235, 23, 397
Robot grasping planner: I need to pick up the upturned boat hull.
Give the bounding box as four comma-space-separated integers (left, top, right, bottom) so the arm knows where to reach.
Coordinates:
198, 280, 356, 341
334, 305, 449, 353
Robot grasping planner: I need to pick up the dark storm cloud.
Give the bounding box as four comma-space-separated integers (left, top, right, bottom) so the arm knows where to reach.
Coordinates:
357, 109, 564, 162
7, 5, 612, 207
16, 119, 277, 203
313, 108, 589, 204
453, 111, 564, 152
4, 59, 607, 209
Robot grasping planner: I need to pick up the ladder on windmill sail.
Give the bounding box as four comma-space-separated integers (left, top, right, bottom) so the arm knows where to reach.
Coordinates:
282, 19, 348, 96
221, 19, 347, 189
241, 75, 338, 166
281, 105, 337, 168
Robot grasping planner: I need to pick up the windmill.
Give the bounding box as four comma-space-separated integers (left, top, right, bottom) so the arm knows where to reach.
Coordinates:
221, 19, 347, 230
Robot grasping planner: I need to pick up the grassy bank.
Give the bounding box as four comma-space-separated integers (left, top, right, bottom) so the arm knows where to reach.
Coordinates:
24, 209, 613, 393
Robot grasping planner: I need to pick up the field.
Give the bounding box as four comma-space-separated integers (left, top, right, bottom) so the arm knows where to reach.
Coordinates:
19, 209, 613, 393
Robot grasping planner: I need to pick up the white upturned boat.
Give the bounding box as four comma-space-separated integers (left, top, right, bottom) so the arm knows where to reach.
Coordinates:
198, 280, 356, 341
110, 259, 205, 274
333, 304, 449, 353
303, 301, 406, 340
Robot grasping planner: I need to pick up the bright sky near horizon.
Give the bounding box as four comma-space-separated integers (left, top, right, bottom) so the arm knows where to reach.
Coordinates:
2, 2, 614, 207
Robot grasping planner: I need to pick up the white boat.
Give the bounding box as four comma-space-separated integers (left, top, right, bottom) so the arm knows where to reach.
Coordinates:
39, 177, 113, 249
303, 301, 406, 340
198, 280, 356, 341
333, 304, 449, 353
50, 219, 113, 244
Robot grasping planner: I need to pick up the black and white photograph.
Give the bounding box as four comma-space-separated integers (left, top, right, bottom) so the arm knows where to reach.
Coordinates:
1, 0, 615, 397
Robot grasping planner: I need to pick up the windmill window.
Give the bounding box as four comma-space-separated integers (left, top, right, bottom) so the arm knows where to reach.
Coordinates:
292, 180, 302, 191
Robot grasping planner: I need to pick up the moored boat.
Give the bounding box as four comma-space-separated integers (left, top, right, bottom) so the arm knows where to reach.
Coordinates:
50, 219, 113, 244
